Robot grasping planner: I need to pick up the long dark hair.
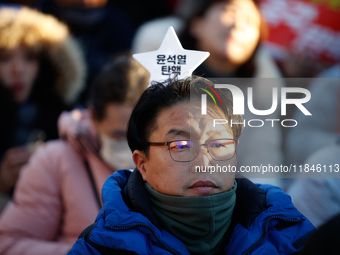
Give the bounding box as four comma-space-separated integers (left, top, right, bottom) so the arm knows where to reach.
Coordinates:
179, 0, 267, 77
28, 52, 72, 141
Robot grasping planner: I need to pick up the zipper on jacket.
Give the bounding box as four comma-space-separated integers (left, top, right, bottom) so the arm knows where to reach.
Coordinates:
108, 223, 182, 255
242, 216, 304, 255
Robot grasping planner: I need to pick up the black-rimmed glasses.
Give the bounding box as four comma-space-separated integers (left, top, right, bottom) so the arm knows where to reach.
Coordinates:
148, 139, 238, 162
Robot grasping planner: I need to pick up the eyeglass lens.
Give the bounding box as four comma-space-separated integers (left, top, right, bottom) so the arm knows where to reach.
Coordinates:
169, 140, 236, 162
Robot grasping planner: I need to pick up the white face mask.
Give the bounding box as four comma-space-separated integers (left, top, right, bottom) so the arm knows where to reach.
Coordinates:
99, 133, 135, 170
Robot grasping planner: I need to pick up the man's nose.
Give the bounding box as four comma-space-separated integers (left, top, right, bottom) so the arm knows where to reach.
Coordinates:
194, 145, 212, 165
190, 146, 214, 175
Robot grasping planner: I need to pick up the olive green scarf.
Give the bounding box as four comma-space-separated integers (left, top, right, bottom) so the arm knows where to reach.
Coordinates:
145, 182, 237, 255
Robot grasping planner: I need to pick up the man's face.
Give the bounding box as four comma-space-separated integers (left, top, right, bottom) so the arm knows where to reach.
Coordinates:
134, 102, 236, 197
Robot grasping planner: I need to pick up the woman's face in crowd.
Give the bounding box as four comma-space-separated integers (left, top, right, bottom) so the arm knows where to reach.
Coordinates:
192, 0, 261, 66
0, 46, 40, 103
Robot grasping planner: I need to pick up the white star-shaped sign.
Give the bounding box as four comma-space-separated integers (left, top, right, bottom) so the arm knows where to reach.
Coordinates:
133, 26, 210, 85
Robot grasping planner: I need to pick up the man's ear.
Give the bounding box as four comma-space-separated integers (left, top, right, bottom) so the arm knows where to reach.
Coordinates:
133, 150, 147, 181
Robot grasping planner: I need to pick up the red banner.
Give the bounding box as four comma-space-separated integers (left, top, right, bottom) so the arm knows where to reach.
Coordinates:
260, 0, 340, 65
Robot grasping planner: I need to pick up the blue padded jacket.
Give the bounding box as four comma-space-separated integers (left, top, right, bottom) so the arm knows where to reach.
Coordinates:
68, 169, 315, 255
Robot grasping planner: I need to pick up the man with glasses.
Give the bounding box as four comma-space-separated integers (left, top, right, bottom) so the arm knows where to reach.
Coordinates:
68, 76, 314, 255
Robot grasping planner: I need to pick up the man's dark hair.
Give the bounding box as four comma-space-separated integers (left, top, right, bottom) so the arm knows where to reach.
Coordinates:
127, 76, 243, 155
89, 54, 149, 121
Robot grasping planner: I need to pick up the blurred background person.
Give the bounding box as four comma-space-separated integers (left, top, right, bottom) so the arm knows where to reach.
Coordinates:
285, 64, 340, 167
180, 0, 273, 78
284, 64, 340, 220
0, 5, 85, 211
287, 143, 340, 228
0, 54, 149, 255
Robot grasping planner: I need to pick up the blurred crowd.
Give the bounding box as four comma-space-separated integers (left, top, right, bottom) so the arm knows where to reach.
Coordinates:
0, 0, 339, 254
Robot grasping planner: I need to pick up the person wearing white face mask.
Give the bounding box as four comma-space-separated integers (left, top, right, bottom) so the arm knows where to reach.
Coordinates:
0, 54, 149, 255
99, 133, 135, 170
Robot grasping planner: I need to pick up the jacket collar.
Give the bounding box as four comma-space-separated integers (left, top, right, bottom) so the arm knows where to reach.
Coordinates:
125, 169, 161, 228
125, 169, 267, 230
